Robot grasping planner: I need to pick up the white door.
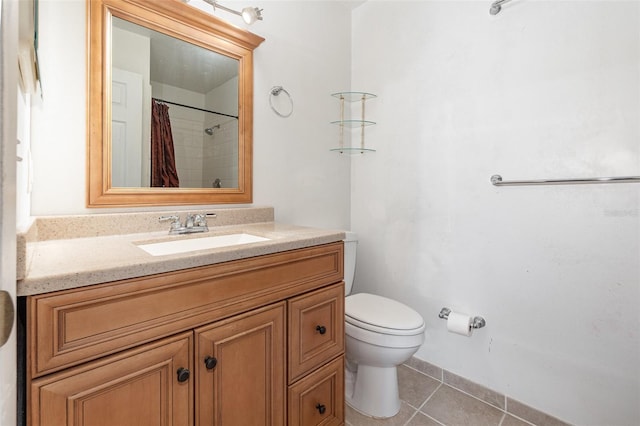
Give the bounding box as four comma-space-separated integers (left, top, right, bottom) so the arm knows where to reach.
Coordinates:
111, 67, 143, 187
0, 0, 18, 424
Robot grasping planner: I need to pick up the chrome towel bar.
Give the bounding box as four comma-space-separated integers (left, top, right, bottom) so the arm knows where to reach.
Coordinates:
491, 174, 640, 186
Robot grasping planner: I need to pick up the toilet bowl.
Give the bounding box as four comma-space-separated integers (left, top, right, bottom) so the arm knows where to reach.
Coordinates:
343, 232, 425, 418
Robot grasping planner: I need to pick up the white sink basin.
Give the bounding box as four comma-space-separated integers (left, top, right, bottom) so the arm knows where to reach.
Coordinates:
136, 233, 271, 256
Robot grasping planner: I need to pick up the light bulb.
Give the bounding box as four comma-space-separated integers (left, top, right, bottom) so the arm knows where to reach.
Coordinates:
241, 7, 261, 24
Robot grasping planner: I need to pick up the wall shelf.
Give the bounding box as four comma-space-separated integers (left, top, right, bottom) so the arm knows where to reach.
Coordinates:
330, 91, 376, 154
331, 92, 377, 102
330, 120, 376, 128
329, 147, 377, 155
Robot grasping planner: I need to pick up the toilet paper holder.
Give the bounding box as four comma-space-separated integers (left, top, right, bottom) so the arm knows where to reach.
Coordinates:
438, 307, 486, 329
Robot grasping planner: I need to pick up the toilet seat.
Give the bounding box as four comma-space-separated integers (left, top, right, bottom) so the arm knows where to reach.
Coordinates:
346, 321, 425, 349
345, 293, 425, 336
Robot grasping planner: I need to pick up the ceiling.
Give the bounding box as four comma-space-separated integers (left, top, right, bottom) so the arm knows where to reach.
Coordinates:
113, 17, 238, 94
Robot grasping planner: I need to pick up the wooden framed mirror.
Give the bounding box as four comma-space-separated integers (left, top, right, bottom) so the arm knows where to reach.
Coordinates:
87, 0, 264, 207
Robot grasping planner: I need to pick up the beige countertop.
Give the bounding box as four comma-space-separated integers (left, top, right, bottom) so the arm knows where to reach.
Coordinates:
17, 208, 345, 296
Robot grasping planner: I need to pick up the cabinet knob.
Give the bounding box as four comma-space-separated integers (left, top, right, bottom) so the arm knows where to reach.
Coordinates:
315, 403, 326, 415
176, 367, 190, 383
315, 325, 327, 335
204, 356, 218, 370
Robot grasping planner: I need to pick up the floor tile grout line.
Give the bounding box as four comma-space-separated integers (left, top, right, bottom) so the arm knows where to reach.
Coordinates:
503, 399, 538, 426
402, 363, 443, 383
401, 366, 509, 425
416, 382, 443, 411
402, 364, 507, 415
402, 382, 447, 426
424, 412, 447, 426
503, 412, 537, 426
501, 411, 541, 426
404, 361, 570, 426
498, 412, 507, 426
402, 407, 420, 426
347, 364, 542, 426
443, 382, 506, 412
435, 383, 539, 426
401, 405, 447, 426
439, 382, 509, 415
403, 363, 507, 414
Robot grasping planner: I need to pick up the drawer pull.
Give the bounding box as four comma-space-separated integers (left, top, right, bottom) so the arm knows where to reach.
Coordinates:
176, 367, 190, 382
315, 403, 326, 414
204, 356, 218, 370
315, 325, 327, 335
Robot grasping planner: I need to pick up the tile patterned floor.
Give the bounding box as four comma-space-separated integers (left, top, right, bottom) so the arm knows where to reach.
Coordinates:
345, 363, 569, 426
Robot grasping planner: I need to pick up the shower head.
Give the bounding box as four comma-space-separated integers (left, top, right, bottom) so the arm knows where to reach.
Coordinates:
204, 124, 220, 135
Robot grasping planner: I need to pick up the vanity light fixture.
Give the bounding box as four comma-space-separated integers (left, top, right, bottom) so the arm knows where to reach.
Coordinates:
190, 0, 264, 24
489, 0, 512, 15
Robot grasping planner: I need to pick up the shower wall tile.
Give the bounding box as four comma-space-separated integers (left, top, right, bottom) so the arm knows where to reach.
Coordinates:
206, 120, 238, 188
172, 117, 204, 188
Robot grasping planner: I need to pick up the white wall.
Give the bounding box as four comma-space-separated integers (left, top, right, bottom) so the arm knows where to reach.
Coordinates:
30, 0, 86, 215
350, 2, 639, 425
250, 1, 352, 228
29, 0, 352, 231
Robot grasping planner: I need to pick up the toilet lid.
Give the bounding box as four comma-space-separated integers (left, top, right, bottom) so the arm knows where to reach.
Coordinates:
345, 293, 425, 334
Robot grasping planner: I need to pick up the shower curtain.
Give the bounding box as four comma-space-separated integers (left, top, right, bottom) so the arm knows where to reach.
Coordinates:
151, 99, 180, 187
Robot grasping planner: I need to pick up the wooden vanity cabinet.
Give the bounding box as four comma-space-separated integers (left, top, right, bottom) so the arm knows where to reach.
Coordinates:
26, 242, 345, 426
195, 303, 286, 425
30, 332, 194, 426
287, 284, 345, 426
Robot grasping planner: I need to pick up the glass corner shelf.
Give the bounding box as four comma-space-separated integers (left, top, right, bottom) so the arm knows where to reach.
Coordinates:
330, 120, 376, 128
331, 91, 377, 155
331, 92, 377, 102
330, 147, 376, 155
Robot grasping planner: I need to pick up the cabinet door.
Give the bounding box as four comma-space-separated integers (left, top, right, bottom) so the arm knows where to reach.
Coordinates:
30, 333, 193, 426
196, 303, 285, 426
288, 356, 344, 426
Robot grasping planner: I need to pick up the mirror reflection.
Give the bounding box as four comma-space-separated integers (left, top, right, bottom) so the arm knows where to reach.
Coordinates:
111, 17, 240, 189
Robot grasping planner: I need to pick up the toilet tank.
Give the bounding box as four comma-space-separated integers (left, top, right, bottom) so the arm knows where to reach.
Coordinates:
343, 231, 358, 295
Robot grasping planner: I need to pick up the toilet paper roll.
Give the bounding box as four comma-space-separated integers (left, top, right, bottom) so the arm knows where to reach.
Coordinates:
447, 311, 473, 337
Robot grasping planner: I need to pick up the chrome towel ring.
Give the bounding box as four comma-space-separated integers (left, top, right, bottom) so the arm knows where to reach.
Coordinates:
269, 86, 293, 118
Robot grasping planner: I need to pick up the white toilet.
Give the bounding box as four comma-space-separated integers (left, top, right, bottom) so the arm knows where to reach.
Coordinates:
343, 232, 426, 418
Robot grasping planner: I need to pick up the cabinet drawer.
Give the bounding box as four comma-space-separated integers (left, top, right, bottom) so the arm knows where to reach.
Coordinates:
28, 242, 343, 377
30, 332, 193, 426
288, 356, 344, 426
288, 282, 344, 382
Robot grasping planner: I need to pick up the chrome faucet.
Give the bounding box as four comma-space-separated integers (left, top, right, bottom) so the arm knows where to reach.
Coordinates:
159, 213, 216, 235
